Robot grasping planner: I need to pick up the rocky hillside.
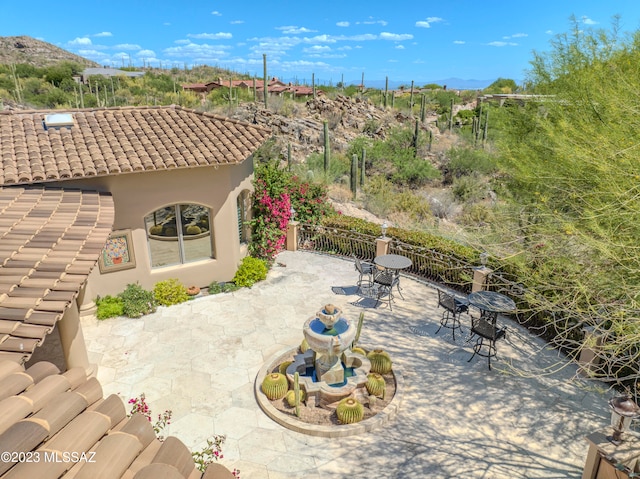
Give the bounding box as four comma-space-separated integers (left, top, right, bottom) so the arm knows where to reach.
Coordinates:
0, 36, 98, 67
226, 94, 444, 164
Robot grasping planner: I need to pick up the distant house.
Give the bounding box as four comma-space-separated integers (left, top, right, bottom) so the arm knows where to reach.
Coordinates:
75, 67, 146, 84
181, 82, 218, 94
189, 77, 288, 94
0, 105, 270, 371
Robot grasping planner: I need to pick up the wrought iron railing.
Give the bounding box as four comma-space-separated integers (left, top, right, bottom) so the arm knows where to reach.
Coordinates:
298, 223, 477, 292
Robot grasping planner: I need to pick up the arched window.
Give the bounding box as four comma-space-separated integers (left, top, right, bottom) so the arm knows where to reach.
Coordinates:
145, 204, 213, 267
236, 190, 251, 244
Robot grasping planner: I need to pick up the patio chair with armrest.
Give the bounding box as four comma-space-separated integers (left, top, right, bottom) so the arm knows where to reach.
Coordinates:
354, 255, 376, 289
467, 310, 506, 370
435, 290, 469, 341
374, 270, 399, 310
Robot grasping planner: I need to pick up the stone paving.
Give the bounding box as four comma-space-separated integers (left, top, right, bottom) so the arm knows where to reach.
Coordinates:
82, 250, 613, 479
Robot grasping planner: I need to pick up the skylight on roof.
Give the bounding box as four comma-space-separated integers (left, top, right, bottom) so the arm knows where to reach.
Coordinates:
43, 113, 74, 130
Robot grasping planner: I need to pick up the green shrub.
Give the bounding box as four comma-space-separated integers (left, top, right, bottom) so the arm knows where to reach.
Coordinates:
119, 283, 157, 318
207, 281, 240, 294
233, 256, 268, 288
95, 295, 124, 320
153, 278, 190, 306
447, 147, 496, 179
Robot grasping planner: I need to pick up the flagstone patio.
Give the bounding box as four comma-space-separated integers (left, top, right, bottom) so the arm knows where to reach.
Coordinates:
81, 250, 613, 478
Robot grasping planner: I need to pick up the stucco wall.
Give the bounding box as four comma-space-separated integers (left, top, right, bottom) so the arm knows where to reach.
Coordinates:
51, 161, 254, 303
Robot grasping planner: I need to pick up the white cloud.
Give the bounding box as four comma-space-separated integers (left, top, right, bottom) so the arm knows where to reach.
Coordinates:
337, 46, 352, 51
388, 59, 398, 63
114, 43, 141, 50
395, 45, 405, 49
503, 33, 528, 39
93, 32, 112, 37
211, 10, 221, 16
276, 26, 315, 34
187, 32, 232, 40
416, 17, 443, 28
379, 32, 413, 41
137, 49, 156, 57
453, 40, 465, 44
413, 59, 425, 64
360, 19, 388, 26
303, 45, 331, 53
545, 29, 553, 35
230, 20, 244, 24
175, 39, 190, 45
164, 43, 232, 59
78, 49, 107, 58
488, 41, 518, 47
582, 16, 597, 25
337, 21, 349, 27
69, 37, 92, 46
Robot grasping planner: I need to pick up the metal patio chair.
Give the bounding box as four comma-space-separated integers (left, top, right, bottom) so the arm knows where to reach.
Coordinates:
435, 290, 469, 341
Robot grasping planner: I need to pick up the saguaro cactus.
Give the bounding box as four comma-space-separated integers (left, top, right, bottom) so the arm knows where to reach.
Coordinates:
263, 54, 268, 109
323, 120, 330, 173
351, 154, 358, 199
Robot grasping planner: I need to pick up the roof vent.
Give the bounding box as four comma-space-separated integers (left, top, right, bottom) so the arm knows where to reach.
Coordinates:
43, 113, 74, 130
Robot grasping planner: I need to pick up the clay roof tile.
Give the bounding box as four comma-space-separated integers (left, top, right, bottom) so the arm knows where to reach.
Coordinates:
0, 106, 270, 186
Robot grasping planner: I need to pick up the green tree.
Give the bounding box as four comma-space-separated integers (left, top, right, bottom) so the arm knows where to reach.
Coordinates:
491, 17, 640, 388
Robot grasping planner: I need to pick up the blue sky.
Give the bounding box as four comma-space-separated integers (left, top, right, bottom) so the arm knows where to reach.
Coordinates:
3, 1, 640, 87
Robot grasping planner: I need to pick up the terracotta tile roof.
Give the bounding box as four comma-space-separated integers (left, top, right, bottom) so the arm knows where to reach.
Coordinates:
0, 106, 271, 186
0, 187, 114, 363
0, 359, 235, 479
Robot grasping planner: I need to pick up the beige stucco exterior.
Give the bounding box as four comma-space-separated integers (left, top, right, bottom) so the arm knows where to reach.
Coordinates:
49, 160, 253, 309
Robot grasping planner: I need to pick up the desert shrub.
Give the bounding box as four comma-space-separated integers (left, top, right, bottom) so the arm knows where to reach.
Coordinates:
458, 203, 495, 226
362, 119, 379, 135
95, 295, 124, 320
119, 283, 157, 318
153, 278, 189, 306
447, 147, 496, 179
394, 191, 432, 221
233, 256, 268, 288
451, 175, 487, 203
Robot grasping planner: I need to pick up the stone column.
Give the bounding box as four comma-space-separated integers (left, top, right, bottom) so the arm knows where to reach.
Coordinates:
375, 237, 391, 258
58, 300, 96, 377
286, 221, 299, 251
472, 266, 492, 292
77, 281, 97, 320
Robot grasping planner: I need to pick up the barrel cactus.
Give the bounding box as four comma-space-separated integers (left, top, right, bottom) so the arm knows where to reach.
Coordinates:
261, 373, 288, 400
351, 346, 366, 356
149, 225, 163, 235
336, 397, 364, 424
285, 389, 306, 407
278, 360, 293, 375
367, 349, 392, 374
186, 225, 202, 235
300, 338, 310, 353
365, 373, 386, 398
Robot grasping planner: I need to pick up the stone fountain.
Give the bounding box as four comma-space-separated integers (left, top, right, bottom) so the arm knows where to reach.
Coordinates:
286, 304, 370, 407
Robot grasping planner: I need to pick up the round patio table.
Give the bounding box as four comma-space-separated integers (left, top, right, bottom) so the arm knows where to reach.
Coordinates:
373, 254, 412, 304
467, 291, 516, 314
374, 254, 412, 271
